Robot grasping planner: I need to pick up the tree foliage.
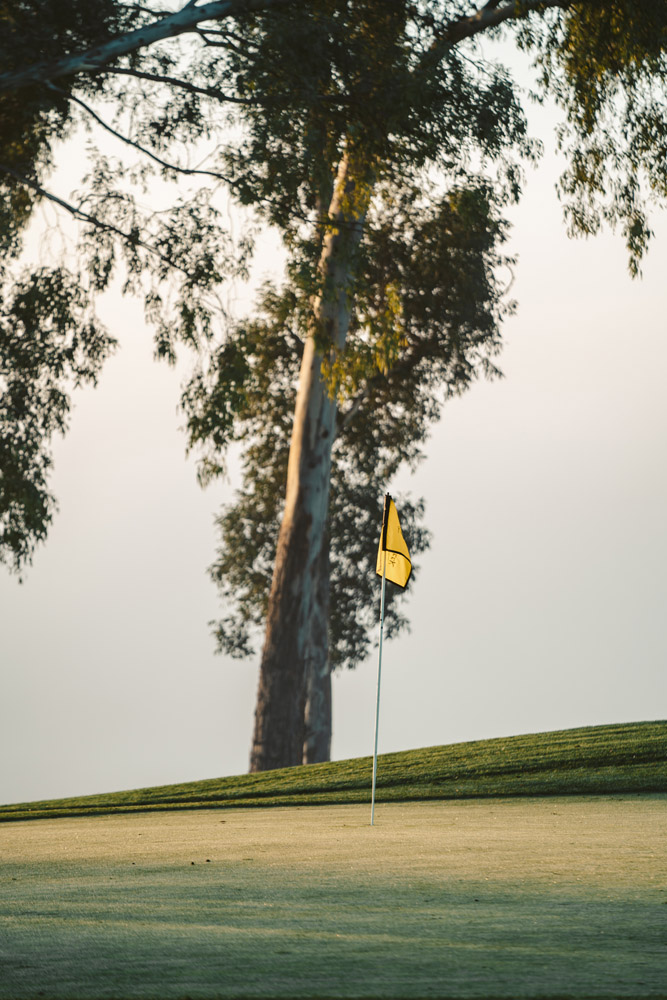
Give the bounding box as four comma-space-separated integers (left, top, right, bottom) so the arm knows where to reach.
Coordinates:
3, 2, 667, 280
519, 1, 667, 272
183, 174, 513, 670
183, 283, 432, 670
0, 0, 142, 257
0, 267, 115, 571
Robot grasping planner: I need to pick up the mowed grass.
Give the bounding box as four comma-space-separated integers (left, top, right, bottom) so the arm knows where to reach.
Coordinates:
3, 798, 666, 999
3, 798, 666, 998
2, 720, 665, 822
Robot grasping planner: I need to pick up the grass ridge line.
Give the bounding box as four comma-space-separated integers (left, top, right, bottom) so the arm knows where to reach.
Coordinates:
1, 721, 665, 822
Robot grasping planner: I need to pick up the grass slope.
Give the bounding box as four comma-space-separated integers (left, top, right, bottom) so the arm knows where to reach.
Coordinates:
2, 721, 665, 823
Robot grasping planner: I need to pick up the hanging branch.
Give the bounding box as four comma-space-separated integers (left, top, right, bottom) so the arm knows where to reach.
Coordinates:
0, 162, 195, 279
105, 65, 350, 108
104, 66, 260, 105
47, 83, 236, 184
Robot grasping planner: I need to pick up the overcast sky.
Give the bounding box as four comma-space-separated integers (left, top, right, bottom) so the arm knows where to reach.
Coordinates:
1, 52, 665, 806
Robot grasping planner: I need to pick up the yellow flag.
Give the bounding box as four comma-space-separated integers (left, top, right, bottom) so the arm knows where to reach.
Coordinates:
376, 495, 411, 588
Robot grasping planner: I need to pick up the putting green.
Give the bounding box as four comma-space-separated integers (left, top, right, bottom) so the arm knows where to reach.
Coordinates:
1, 796, 665, 998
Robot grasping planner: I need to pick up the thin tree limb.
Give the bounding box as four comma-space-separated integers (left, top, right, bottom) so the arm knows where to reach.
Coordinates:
105, 65, 351, 108
335, 331, 443, 437
105, 66, 260, 104
0, 162, 194, 279
48, 83, 236, 183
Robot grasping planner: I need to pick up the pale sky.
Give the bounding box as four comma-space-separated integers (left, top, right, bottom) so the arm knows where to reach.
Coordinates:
1, 53, 666, 806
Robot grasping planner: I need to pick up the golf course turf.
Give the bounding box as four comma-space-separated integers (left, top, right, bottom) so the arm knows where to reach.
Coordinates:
1, 722, 665, 999
1, 721, 665, 822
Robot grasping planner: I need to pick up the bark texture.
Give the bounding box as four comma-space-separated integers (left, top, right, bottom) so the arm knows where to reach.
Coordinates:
249, 151, 370, 772
302, 534, 331, 764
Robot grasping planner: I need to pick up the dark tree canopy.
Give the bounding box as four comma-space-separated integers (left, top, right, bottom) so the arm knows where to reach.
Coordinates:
4, 1, 667, 275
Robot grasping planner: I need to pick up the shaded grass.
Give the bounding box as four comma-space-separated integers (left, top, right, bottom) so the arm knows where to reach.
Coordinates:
1, 720, 665, 823
4, 798, 665, 998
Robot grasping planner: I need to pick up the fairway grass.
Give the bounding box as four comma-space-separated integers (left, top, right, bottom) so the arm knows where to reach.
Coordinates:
1, 721, 665, 822
1, 796, 665, 999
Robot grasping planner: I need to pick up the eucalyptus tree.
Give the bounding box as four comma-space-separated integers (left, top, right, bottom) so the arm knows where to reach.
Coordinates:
3, 2, 667, 770
186, 3, 534, 771
183, 172, 510, 763
185, 278, 432, 762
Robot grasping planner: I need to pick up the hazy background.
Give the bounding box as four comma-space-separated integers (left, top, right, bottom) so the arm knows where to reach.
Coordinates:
1, 49, 665, 805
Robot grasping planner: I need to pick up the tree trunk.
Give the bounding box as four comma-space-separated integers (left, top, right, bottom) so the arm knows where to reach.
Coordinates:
302, 532, 331, 764
249, 150, 370, 772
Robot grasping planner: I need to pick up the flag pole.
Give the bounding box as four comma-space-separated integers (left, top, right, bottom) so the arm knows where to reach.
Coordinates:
371, 495, 390, 826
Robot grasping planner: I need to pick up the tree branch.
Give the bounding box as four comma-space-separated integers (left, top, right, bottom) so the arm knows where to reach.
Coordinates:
102, 65, 351, 109
0, 163, 194, 279
437, 0, 572, 48
0, 0, 573, 98
0, 0, 293, 94
335, 331, 441, 438
48, 83, 236, 183
105, 65, 278, 105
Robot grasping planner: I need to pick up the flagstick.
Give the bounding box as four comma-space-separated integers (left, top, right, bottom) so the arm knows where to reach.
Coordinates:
371, 549, 387, 826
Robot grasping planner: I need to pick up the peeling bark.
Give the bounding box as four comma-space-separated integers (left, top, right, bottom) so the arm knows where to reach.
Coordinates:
249, 150, 370, 772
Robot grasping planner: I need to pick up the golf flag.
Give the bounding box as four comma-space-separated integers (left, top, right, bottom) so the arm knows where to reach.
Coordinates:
371, 493, 412, 825
376, 494, 411, 588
